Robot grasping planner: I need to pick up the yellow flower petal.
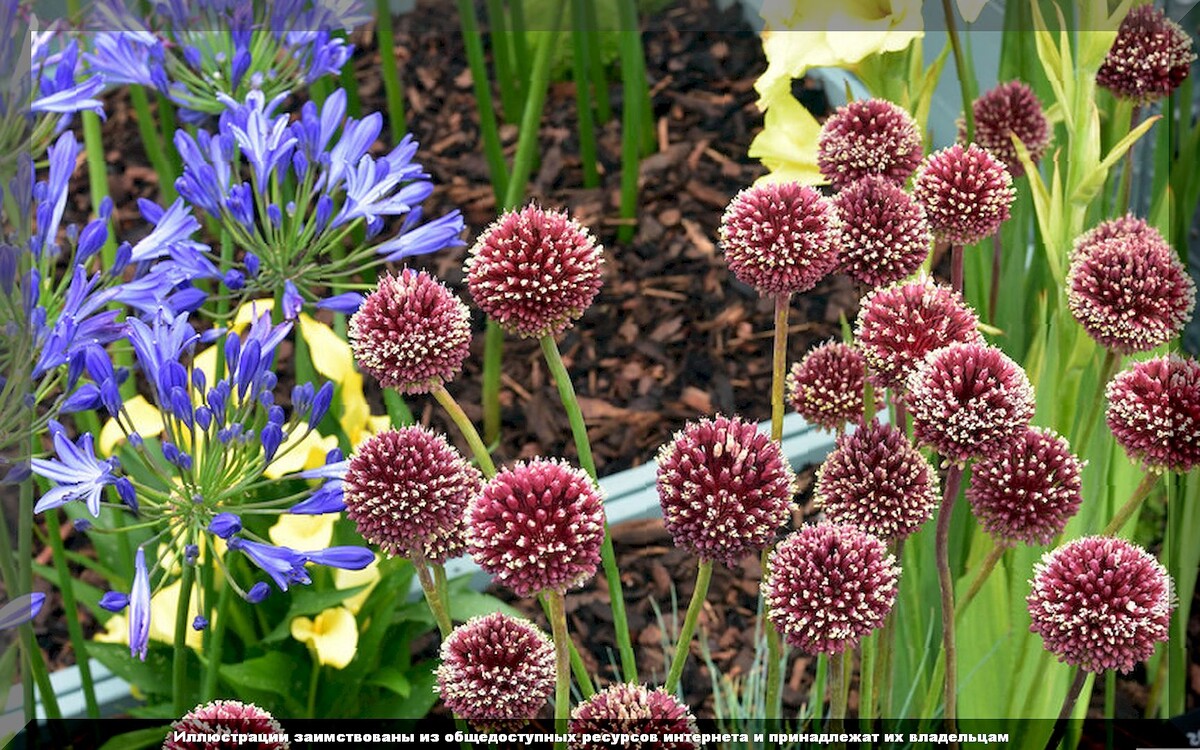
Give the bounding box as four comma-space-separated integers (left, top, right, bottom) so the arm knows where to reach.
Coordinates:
338, 370, 372, 445
98, 396, 166, 456
231, 299, 277, 331
292, 607, 358, 669
263, 430, 340, 479
269, 513, 337, 552
333, 556, 381, 615
748, 92, 826, 186
297, 314, 355, 384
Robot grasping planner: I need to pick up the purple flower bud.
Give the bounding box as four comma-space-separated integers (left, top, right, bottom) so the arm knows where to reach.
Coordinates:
309, 381, 334, 427
304, 546, 376, 570
291, 382, 314, 413
192, 615, 208, 631
293, 151, 308, 180
162, 442, 181, 464
267, 204, 283, 229
224, 333, 242, 380
268, 405, 285, 425
61, 384, 102, 413
170, 387, 193, 428
224, 270, 245, 291
116, 478, 137, 513
99, 591, 129, 613
111, 242, 132, 274
245, 582, 270, 603
77, 218, 108, 263
128, 432, 144, 449
184, 544, 199, 565
317, 292, 365, 316
282, 280, 302, 321
244, 253, 260, 277
261, 422, 283, 463
73, 518, 92, 532
315, 194, 333, 232
208, 512, 242, 539
194, 407, 212, 430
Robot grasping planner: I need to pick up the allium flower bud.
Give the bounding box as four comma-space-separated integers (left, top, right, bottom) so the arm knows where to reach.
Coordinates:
817, 99, 923, 190
913, 143, 1016, 246
815, 420, 938, 542
1106, 355, 1200, 474
467, 459, 605, 597
164, 700, 288, 750
787, 341, 875, 432
962, 81, 1051, 177
465, 205, 604, 338
907, 342, 1035, 465
349, 271, 472, 394
656, 415, 796, 567
1028, 536, 1174, 674
436, 613, 555, 731
765, 523, 899, 655
1076, 214, 1161, 247
855, 276, 984, 392
718, 182, 840, 296
569, 684, 700, 750
343, 427, 482, 563
832, 176, 931, 288
1067, 228, 1195, 355
1097, 4, 1196, 105
967, 427, 1083, 545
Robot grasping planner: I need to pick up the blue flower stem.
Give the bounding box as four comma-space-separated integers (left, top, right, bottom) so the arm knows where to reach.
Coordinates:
45, 509, 99, 718
173, 554, 196, 716
936, 462, 965, 737
615, 0, 643, 243
129, 86, 177, 204
375, 0, 408, 135
539, 335, 638, 683
570, 0, 600, 188
546, 589, 571, 749
663, 559, 712, 695
763, 292, 790, 718
200, 581, 231, 701
943, 0, 975, 142
431, 385, 496, 477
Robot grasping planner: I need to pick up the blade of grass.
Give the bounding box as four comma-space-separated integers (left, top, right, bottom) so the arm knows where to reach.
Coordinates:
129, 86, 177, 204
485, 0, 523, 123
375, 0, 408, 136
570, 0, 600, 188
615, 0, 643, 243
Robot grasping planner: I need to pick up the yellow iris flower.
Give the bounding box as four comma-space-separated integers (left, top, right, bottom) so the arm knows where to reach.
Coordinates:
94, 577, 207, 651
333, 555, 381, 615
268, 513, 337, 552
291, 606, 358, 669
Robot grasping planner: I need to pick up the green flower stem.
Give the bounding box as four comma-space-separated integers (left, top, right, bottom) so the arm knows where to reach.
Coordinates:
433, 562, 454, 632
173, 556, 196, 716
988, 233, 1002, 325
1073, 348, 1120, 456
375, 0, 408, 135
18, 439, 57, 719
338, 47, 363, 119
1117, 106, 1142, 215
200, 581, 232, 701
306, 659, 322, 718
536, 594, 596, 699
1102, 472, 1160, 537
156, 93, 181, 176
129, 86, 177, 204
858, 637, 875, 728
936, 462, 965, 734
510, 0, 532, 82
874, 538, 901, 718
615, 0, 643, 243
456, 0, 511, 202
828, 650, 850, 724
414, 557, 452, 637
431, 385, 497, 478
664, 559, 712, 695
571, 0, 600, 188
810, 653, 827, 720
80, 110, 116, 268
482, 321, 504, 446
546, 589, 571, 749
581, 0, 611, 123
384, 389, 415, 428
539, 335, 637, 683
955, 540, 1006, 617
45, 510, 99, 718
1046, 668, 1088, 750
485, 0, 522, 123
763, 292, 790, 718
942, 0, 975, 142
950, 244, 964, 295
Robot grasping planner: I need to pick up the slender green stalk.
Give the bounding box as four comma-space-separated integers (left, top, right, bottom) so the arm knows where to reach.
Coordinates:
1046, 668, 1088, 749
45, 510, 99, 718
1102, 472, 1159, 537
80, 111, 116, 267
383, 389, 414, 427
432, 385, 497, 477
950, 244, 964, 295
129, 86, 177, 204
571, 0, 600, 188
338, 49, 363, 119
1117, 106, 1141, 215
173, 557, 196, 715
664, 559, 712, 694
1074, 348, 1120, 456
18, 439, 56, 719
828, 650, 848, 723
414, 557, 452, 637
615, 0, 643, 242
955, 541, 1007, 617
936, 463, 965, 735
942, 0, 975, 142
539, 335, 637, 682
538, 593, 597, 698
510, 0, 532, 82
988, 233, 1002, 325
859, 638, 876, 728
156, 93, 181, 176
763, 293, 791, 717
200, 582, 232, 701
547, 589, 571, 750
306, 660, 322, 718
482, 321, 504, 446
456, 0, 511, 203
580, 0, 611, 122
375, 0, 408, 135
874, 539, 900, 718
485, 0, 523, 123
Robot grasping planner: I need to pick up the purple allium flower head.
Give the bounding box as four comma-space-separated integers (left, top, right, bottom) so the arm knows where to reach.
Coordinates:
436, 613, 555, 731
815, 420, 938, 542
569, 684, 700, 750
656, 416, 796, 567
164, 700, 288, 750
349, 270, 472, 394
832, 176, 931, 288
719, 182, 840, 296
343, 426, 481, 563
967, 427, 1084, 545
962, 81, 1051, 177
1097, 4, 1196, 105
465, 205, 604, 339
786, 341, 875, 432
817, 99, 923, 190
907, 342, 1035, 465
1027, 536, 1174, 674
765, 523, 899, 655
1067, 227, 1194, 355
855, 276, 984, 393
913, 143, 1016, 246
467, 459, 606, 597
1106, 355, 1200, 474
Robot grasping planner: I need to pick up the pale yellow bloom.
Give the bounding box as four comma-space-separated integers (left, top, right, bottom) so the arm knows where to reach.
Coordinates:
269, 513, 337, 552
98, 395, 166, 456
333, 555, 381, 615
291, 606, 358, 669
93, 577, 208, 651
747, 92, 826, 186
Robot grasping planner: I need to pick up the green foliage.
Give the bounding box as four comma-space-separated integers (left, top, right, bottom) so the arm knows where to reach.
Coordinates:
522, 0, 621, 79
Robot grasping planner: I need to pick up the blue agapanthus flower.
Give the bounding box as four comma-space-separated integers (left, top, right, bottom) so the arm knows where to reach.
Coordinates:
30, 421, 130, 516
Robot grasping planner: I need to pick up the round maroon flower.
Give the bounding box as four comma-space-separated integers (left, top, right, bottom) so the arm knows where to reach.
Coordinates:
913, 143, 1016, 246
765, 523, 899, 655
1106, 355, 1200, 473
1076, 214, 1161, 247
465, 205, 603, 339
817, 99, 923, 190
343, 426, 482, 563
656, 415, 796, 567
854, 276, 984, 392
1028, 536, 1174, 674
906, 342, 1035, 465
787, 341, 876, 432
1067, 229, 1195, 355
569, 684, 699, 750
1097, 4, 1196, 105
349, 270, 472, 394
967, 427, 1083, 546
719, 182, 840, 296
164, 700, 287, 750
436, 612, 555, 731
832, 176, 932, 288
815, 420, 938, 542
962, 80, 1051, 177
467, 459, 605, 597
